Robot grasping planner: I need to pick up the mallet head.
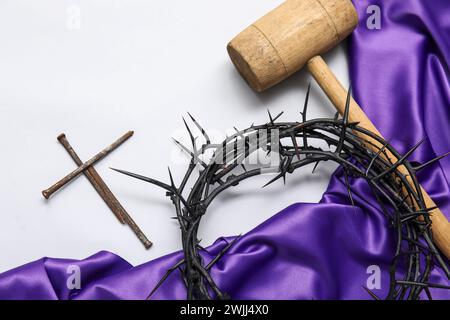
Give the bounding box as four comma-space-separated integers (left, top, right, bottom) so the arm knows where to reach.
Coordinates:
227, 0, 358, 92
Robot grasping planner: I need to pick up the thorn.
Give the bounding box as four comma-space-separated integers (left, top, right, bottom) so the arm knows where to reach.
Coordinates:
348, 121, 360, 128
312, 161, 320, 174
365, 141, 389, 177
263, 109, 285, 127
302, 84, 311, 150
362, 286, 381, 300
425, 287, 433, 300
373, 138, 426, 180
262, 173, 282, 189
182, 117, 197, 151
343, 86, 352, 125
267, 109, 274, 125
187, 112, 211, 144
261, 157, 289, 188
173, 137, 191, 154
335, 87, 352, 156
403, 137, 427, 159
334, 112, 340, 121
343, 169, 355, 207
301, 83, 311, 122
273, 111, 284, 122
111, 167, 173, 193
206, 235, 242, 270
425, 206, 438, 212
168, 167, 175, 188
291, 133, 301, 160
413, 151, 450, 172
147, 259, 186, 299
234, 126, 245, 139
336, 126, 346, 155
173, 138, 207, 167
396, 280, 450, 290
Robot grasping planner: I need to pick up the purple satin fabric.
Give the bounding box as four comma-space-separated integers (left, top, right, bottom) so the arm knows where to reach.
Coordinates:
1, 0, 449, 299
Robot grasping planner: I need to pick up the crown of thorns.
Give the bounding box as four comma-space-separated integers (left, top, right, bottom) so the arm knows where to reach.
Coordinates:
114, 87, 450, 300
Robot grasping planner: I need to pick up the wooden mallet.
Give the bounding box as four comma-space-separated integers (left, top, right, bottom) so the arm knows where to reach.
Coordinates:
227, 0, 450, 259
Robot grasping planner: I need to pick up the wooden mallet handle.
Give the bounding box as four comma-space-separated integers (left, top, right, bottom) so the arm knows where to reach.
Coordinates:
307, 55, 450, 260
227, 0, 450, 259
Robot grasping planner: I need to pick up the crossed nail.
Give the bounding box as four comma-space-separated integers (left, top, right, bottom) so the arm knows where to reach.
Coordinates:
42, 131, 152, 249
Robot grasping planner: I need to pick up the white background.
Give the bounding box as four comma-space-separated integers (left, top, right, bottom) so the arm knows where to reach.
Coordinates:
0, 0, 351, 272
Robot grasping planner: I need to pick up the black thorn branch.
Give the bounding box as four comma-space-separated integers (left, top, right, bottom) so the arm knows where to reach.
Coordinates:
114, 92, 450, 300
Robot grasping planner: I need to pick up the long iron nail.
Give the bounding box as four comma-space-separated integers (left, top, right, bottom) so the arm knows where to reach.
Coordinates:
42, 131, 134, 199
57, 133, 126, 224
57, 133, 152, 249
